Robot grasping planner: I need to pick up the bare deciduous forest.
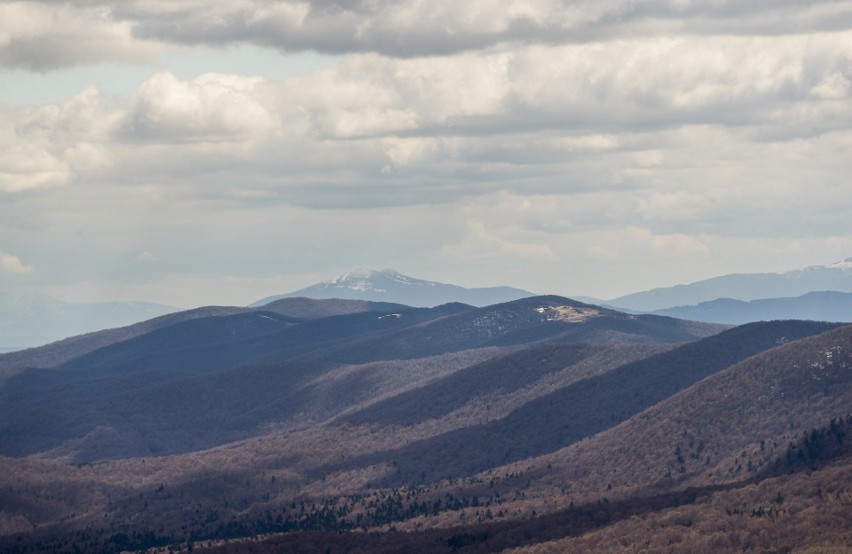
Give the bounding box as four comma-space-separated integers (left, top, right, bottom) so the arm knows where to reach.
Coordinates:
1, 297, 850, 553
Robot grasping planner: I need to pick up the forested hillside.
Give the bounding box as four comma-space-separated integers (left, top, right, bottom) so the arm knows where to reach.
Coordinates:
0, 296, 849, 553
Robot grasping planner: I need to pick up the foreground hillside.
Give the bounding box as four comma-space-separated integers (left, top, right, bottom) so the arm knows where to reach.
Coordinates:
202, 323, 852, 553
0, 296, 849, 553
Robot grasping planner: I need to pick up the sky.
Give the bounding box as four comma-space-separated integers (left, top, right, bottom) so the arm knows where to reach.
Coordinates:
1, 0, 851, 309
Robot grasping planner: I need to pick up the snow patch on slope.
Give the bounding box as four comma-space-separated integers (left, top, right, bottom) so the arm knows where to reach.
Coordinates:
536, 305, 601, 323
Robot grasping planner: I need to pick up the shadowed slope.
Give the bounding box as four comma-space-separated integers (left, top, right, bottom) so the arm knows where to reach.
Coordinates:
334, 321, 841, 483
0, 298, 412, 378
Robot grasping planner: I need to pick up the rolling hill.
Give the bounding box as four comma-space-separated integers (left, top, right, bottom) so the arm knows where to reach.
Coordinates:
0, 293, 850, 553
0, 297, 409, 379
0, 296, 718, 462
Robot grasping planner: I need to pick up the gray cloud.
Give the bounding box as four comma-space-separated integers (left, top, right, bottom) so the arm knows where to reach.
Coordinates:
0, 2, 159, 70
123, 1, 852, 57
4, 32, 850, 208
4, 0, 852, 69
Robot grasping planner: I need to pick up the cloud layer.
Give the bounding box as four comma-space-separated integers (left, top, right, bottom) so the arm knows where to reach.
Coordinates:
5, 0, 852, 67
1, 1, 851, 305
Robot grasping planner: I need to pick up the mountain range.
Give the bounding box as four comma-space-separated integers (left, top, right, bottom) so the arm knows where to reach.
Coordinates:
606, 257, 852, 311
0, 291, 178, 351
250, 268, 535, 307
255, 261, 852, 324
6, 257, 851, 353
652, 290, 852, 324
1, 289, 851, 553
0, 296, 718, 461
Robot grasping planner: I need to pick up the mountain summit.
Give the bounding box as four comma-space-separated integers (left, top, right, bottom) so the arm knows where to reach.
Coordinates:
250, 268, 534, 307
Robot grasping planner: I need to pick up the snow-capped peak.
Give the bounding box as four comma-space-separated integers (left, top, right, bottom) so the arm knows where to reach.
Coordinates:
829, 257, 852, 270
325, 269, 385, 292
326, 269, 434, 289
791, 257, 852, 273
249, 269, 533, 308
329, 269, 379, 284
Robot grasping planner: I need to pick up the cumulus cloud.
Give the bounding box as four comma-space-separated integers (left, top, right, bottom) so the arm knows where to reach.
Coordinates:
0, 252, 34, 274
0, 144, 70, 192
2, 2, 851, 304
2, 30, 850, 212
0, 86, 119, 191
123, 72, 277, 141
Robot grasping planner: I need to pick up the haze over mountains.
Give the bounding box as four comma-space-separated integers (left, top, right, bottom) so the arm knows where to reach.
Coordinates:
5, 257, 851, 353
0, 291, 178, 351
1, 283, 851, 552
606, 257, 852, 312
257, 261, 852, 325
652, 290, 852, 324
251, 268, 535, 308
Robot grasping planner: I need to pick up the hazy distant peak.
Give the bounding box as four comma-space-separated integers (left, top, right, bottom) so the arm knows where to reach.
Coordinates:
826, 257, 852, 269
315, 268, 447, 294
380, 268, 436, 285
329, 268, 432, 285
327, 269, 381, 289
0, 292, 179, 350
608, 257, 852, 312
330, 268, 378, 282
786, 257, 852, 273
323, 268, 433, 293
250, 269, 534, 307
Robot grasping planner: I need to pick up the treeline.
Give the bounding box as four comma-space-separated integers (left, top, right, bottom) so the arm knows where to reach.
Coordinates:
768, 415, 852, 474
197, 486, 727, 554
5, 413, 850, 554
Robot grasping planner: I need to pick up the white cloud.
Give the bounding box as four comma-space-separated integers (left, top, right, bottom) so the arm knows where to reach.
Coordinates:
0, 144, 70, 192
0, 86, 119, 191
15, 86, 120, 145
3, 32, 850, 216
124, 72, 277, 141
0, 251, 33, 274
1, 3, 851, 305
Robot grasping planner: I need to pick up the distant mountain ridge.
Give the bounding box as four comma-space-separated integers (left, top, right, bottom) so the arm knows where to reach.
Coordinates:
608, 257, 852, 311
0, 291, 179, 350
653, 290, 852, 324
250, 268, 534, 307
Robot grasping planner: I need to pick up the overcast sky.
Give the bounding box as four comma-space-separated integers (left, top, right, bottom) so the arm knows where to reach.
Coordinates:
1, 0, 851, 308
